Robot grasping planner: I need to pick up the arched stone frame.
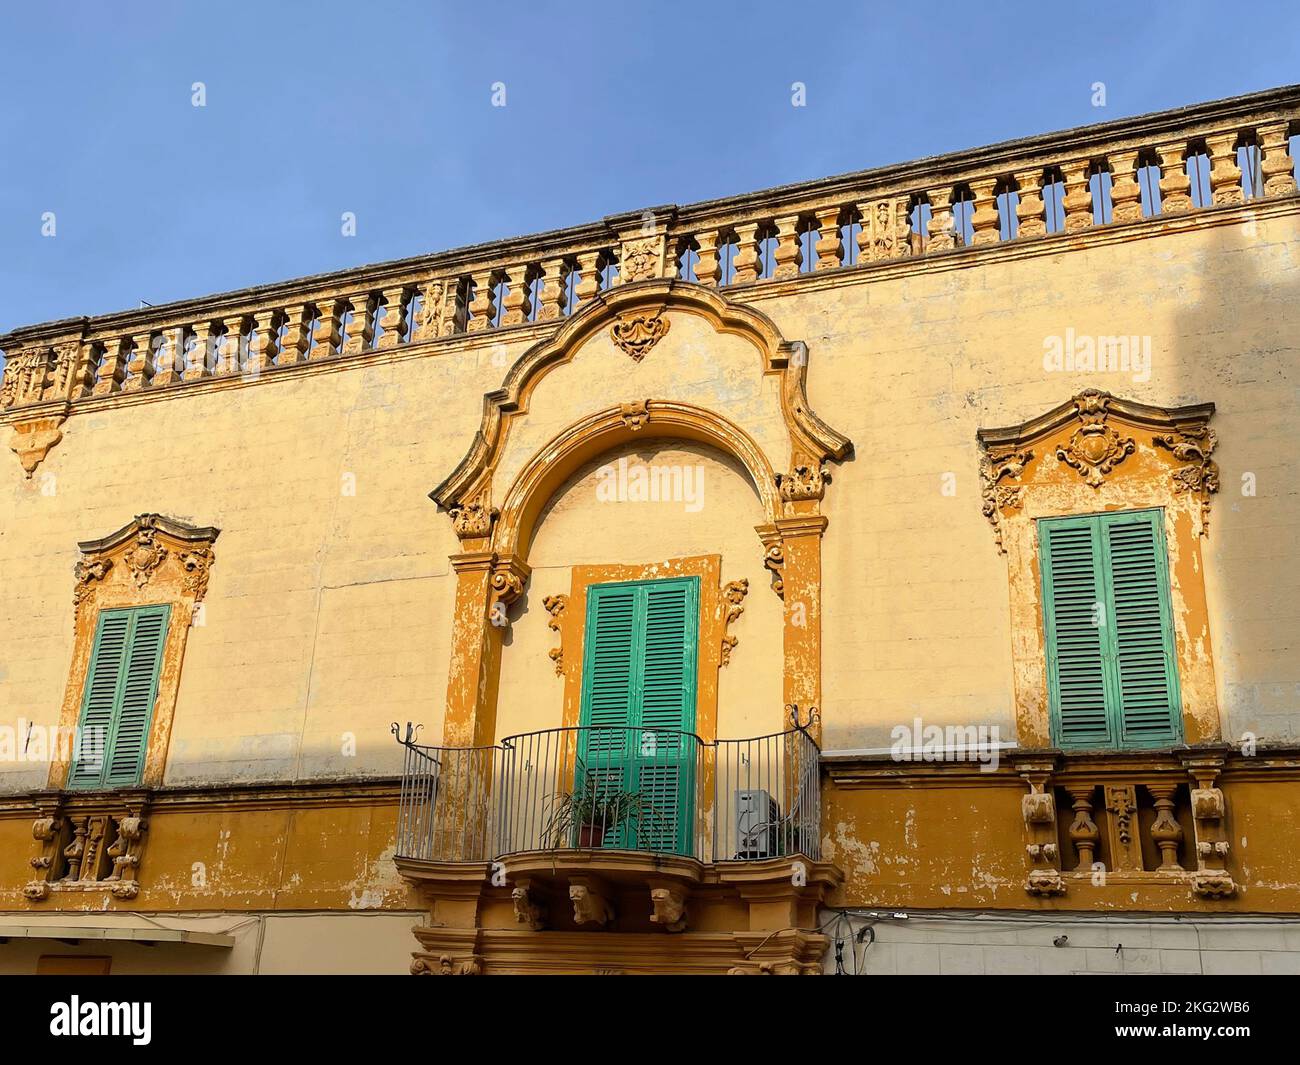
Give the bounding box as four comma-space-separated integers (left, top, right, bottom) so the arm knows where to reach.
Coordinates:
977, 389, 1220, 750
430, 280, 853, 748
48, 514, 219, 790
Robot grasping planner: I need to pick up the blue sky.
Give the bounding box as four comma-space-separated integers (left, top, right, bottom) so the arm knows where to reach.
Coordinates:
2, 1, 1297, 332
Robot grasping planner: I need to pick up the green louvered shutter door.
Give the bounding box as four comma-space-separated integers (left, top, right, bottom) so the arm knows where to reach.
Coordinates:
635, 578, 698, 854
104, 605, 171, 786
68, 611, 133, 788
579, 584, 639, 839
69, 605, 170, 790
1039, 516, 1115, 748
1101, 511, 1182, 746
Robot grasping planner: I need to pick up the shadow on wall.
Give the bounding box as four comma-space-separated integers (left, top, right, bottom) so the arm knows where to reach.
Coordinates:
1172, 211, 1300, 746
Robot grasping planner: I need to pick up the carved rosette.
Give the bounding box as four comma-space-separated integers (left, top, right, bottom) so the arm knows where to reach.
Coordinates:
720, 578, 749, 666
1055, 390, 1135, 487
610, 314, 670, 361
542, 594, 567, 676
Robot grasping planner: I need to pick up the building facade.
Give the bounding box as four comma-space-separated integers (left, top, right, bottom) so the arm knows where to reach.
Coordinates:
1, 86, 1297, 975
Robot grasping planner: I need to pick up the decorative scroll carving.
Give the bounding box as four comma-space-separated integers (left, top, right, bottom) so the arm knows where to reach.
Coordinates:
776, 464, 829, 502
1055, 390, 1135, 487
979, 448, 1032, 554
570, 880, 614, 927
427, 954, 482, 976
610, 313, 670, 361
619, 399, 650, 431
719, 578, 749, 667
449, 499, 498, 540
1185, 759, 1236, 898
648, 883, 688, 932
762, 541, 785, 599
542, 594, 567, 676
0, 346, 53, 409
1102, 783, 1144, 871
1020, 765, 1065, 896
1154, 425, 1219, 535
488, 557, 529, 609
24, 793, 151, 901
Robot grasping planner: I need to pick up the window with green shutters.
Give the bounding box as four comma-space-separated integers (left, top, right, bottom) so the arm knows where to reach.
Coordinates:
68, 604, 171, 789
578, 577, 699, 854
1038, 509, 1183, 749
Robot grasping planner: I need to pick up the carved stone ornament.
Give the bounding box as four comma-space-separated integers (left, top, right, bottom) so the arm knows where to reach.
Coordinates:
414, 954, 482, 976
720, 578, 749, 667
1155, 425, 1220, 534
776, 464, 830, 502
619, 399, 650, 431
25, 794, 152, 901
511, 879, 546, 930
1055, 390, 1135, 487
542, 594, 567, 676
610, 313, 670, 361
9, 415, 67, 478
73, 513, 220, 620
570, 882, 614, 927
449, 498, 498, 540
978, 448, 1032, 554
620, 237, 661, 282
763, 542, 785, 599
0, 346, 53, 408
648, 884, 688, 932
1019, 766, 1066, 896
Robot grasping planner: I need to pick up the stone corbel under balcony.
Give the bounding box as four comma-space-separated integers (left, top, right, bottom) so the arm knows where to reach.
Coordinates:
397, 852, 842, 975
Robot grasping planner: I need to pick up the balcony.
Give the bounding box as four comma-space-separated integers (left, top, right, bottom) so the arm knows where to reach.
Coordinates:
392, 723, 822, 865
390, 721, 839, 974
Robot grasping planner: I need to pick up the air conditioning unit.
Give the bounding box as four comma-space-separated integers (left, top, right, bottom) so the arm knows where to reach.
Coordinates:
735, 789, 780, 859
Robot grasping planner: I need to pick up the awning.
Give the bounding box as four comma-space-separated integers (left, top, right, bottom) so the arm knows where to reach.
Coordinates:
0, 914, 236, 948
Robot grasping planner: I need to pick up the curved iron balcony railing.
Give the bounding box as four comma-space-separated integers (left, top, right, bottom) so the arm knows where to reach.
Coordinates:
391, 720, 822, 865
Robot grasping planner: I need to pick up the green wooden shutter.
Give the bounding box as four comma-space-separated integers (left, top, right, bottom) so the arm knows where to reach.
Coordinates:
1038, 510, 1181, 749
578, 577, 699, 854
1102, 511, 1182, 746
69, 605, 170, 789
1040, 516, 1114, 747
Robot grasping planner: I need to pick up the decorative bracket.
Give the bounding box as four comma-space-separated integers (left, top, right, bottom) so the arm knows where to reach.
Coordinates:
542, 594, 567, 676
648, 881, 688, 932
1019, 762, 1065, 896
719, 579, 749, 667
569, 876, 614, 927
511, 877, 547, 930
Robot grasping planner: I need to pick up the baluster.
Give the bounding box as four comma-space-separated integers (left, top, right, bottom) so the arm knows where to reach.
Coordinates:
1066, 786, 1099, 871
771, 215, 802, 279
1157, 143, 1193, 213
536, 259, 567, 321
500, 265, 531, 326
312, 299, 342, 359
184, 322, 212, 381
1147, 783, 1184, 871
151, 327, 184, 387
1108, 151, 1143, 223
1258, 121, 1297, 197
968, 178, 1001, 245
925, 188, 956, 252
93, 338, 127, 396
731, 223, 761, 285
121, 331, 153, 391
67, 341, 98, 397
1061, 161, 1093, 232
248, 310, 279, 371
218, 316, 245, 375
375, 287, 408, 348
693, 232, 722, 287
278, 304, 312, 364
467, 271, 496, 332
341, 293, 374, 354
571, 253, 601, 310
814, 208, 843, 269
1014, 170, 1047, 237
1204, 133, 1243, 206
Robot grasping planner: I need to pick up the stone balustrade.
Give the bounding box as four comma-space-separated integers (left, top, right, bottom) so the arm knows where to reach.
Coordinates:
2, 87, 1296, 414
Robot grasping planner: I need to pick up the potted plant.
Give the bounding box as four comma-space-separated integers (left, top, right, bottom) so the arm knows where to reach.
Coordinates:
542, 773, 668, 851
